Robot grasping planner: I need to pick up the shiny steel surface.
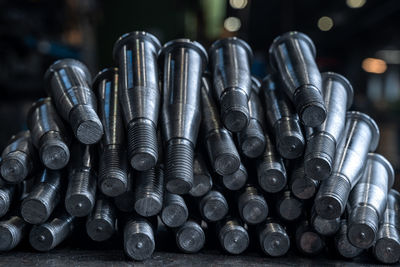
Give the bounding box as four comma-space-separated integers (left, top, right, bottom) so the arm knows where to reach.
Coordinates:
311, 208, 340, 236
94, 68, 128, 197
45, 59, 103, 144
29, 210, 74, 251
276, 189, 303, 221
238, 185, 268, 225
373, 189, 400, 264
335, 219, 363, 258
161, 193, 188, 228
209, 37, 253, 132
200, 74, 240, 176
190, 153, 213, 197
304, 72, 353, 180
175, 220, 205, 253
0, 215, 27, 251
261, 75, 305, 159
199, 190, 228, 222
113, 32, 161, 171
257, 218, 290, 257
217, 217, 249, 255
348, 153, 394, 249
295, 219, 325, 255
27, 98, 71, 170
222, 161, 248, 191
65, 144, 97, 217
290, 159, 319, 200
315, 111, 380, 220
269, 31, 326, 127
123, 215, 155, 261
256, 133, 287, 193
0, 178, 15, 217
21, 169, 63, 224
1, 131, 37, 183
86, 197, 116, 242
113, 172, 135, 213
160, 39, 207, 194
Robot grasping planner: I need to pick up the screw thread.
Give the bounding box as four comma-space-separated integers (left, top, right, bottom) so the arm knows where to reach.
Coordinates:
217, 218, 249, 254
1, 150, 31, 183
134, 166, 164, 217
161, 193, 188, 228
258, 221, 290, 257
175, 220, 205, 253
0, 216, 26, 251
127, 119, 158, 171
124, 218, 155, 261
86, 198, 116, 242
98, 145, 128, 197
38, 131, 70, 170
65, 170, 96, 217
0, 186, 14, 217
165, 139, 194, 194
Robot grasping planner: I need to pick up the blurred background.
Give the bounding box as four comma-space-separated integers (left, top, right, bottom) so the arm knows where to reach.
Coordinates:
0, 0, 399, 186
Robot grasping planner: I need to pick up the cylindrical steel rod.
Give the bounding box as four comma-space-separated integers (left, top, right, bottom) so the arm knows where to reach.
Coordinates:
86, 196, 116, 242
334, 219, 363, 258
217, 217, 249, 254
133, 165, 164, 217
295, 219, 325, 255
199, 190, 228, 222
27, 98, 71, 170
290, 159, 319, 200
311, 208, 340, 236
304, 72, 353, 180
261, 75, 305, 159
209, 37, 253, 132
161, 193, 188, 228
175, 219, 205, 253
200, 74, 240, 176
0, 178, 15, 217
0, 215, 27, 251
373, 189, 400, 264
222, 162, 248, 191
1, 131, 37, 183
114, 172, 135, 213
65, 144, 97, 217
44, 59, 103, 144
190, 153, 213, 197
257, 218, 290, 257
29, 210, 74, 251
238, 185, 268, 225
113, 31, 161, 171
269, 31, 326, 127
348, 153, 394, 249
160, 39, 207, 194
315, 111, 380, 219
276, 189, 303, 221
21, 169, 63, 224
94, 67, 128, 197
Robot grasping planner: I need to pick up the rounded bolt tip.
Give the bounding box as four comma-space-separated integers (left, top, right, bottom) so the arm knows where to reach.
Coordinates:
161, 202, 188, 228
125, 233, 155, 261
223, 166, 247, 191
299, 231, 324, 255
304, 157, 331, 181
65, 194, 94, 217
277, 134, 304, 159
75, 119, 103, 145
291, 178, 317, 200
1, 154, 29, 183
220, 90, 250, 133
258, 169, 286, 193
222, 228, 249, 254
279, 197, 302, 221
374, 238, 400, 264
214, 153, 240, 176
40, 140, 70, 170
241, 135, 266, 158
348, 223, 376, 249
300, 103, 327, 127
176, 222, 205, 253
135, 196, 163, 217
262, 232, 290, 257
21, 199, 49, 224
86, 219, 114, 242
315, 196, 344, 220
189, 174, 212, 197
29, 226, 55, 251
242, 198, 268, 225
100, 177, 127, 198
0, 223, 22, 251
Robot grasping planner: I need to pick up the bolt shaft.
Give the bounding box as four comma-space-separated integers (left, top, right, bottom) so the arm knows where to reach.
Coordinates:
114, 172, 135, 213
295, 219, 325, 255
290, 159, 319, 200
0, 179, 15, 217
276, 189, 303, 221
238, 185, 268, 225
257, 218, 290, 257
217, 217, 249, 254
86, 197, 116, 242
0, 215, 27, 251
161, 193, 188, 228
45, 59, 103, 144
21, 169, 63, 224
222, 162, 248, 191
199, 190, 228, 222
28, 98, 71, 170
190, 153, 213, 197
175, 219, 205, 253
334, 219, 363, 258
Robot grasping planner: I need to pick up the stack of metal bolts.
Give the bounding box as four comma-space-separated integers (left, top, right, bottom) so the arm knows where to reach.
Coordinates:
0, 30, 398, 264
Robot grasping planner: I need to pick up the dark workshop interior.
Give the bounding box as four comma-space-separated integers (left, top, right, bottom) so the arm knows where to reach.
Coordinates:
0, 0, 400, 265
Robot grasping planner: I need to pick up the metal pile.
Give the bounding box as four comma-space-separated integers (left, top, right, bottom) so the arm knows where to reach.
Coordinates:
0, 31, 398, 264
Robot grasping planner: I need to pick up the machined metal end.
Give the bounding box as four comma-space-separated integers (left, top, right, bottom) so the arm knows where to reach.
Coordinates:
27, 98, 71, 170
99, 145, 128, 197
21, 169, 62, 224
311, 209, 340, 236
165, 138, 194, 194
114, 172, 135, 213
238, 119, 266, 159
127, 119, 158, 171
209, 37, 252, 133
190, 153, 213, 197
238, 185, 268, 225
258, 219, 290, 257
374, 226, 400, 264
1, 131, 36, 183
295, 219, 325, 255
0, 181, 15, 217
133, 166, 164, 217
161, 193, 188, 228
222, 162, 248, 191
199, 190, 228, 222
175, 220, 205, 253
45, 59, 103, 145
290, 160, 319, 200
276, 189, 303, 221
65, 170, 96, 217
217, 217, 249, 254
304, 132, 336, 181
0, 216, 27, 251
269, 31, 326, 127
206, 130, 241, 176
123, 216, 155, 261
334, 219, 363, 258
275, 118, 305, 159
257, 134, 287, 193
86, 198, 116, 242
315, 174, 351, 220
348, 205, 379, 249
29, 211, 74, 251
